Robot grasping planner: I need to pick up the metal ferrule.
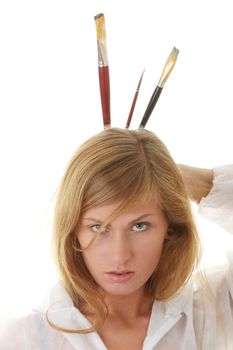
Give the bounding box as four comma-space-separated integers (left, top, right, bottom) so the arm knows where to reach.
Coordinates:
97, 40, 109, 67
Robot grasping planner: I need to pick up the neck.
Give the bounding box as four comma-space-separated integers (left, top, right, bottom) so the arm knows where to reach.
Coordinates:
103, 287, 153, 321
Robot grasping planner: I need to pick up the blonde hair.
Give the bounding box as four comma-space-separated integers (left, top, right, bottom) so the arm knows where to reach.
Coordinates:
48, 127, 201, 333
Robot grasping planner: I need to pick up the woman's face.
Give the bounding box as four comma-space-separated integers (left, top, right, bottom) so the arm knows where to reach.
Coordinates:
77, 200, 168, 297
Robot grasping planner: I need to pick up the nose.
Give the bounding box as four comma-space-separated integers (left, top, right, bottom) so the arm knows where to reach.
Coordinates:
111, 232, 132, 266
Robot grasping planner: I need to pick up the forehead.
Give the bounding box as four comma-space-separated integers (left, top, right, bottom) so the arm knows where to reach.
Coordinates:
82, 199, 164, 221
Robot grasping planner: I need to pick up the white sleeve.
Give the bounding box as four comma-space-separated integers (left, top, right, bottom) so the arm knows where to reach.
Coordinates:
198, 165, 233, 234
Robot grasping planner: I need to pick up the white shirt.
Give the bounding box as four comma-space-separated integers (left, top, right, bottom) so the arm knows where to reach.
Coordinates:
1, 165, 233, 350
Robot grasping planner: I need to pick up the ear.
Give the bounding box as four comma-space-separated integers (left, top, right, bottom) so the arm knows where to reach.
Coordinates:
165, 226, 176, 240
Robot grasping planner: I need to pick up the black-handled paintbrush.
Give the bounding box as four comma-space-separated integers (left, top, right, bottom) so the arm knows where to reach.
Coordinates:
139, 47, 179, 128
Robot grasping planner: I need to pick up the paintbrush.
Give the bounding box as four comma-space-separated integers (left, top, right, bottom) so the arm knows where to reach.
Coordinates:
94, 13, 111, 128
125, 70, 145, 129
139, 47, 179, 128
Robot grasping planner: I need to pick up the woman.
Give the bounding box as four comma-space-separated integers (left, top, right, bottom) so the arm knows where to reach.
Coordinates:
1, 127, 233, 349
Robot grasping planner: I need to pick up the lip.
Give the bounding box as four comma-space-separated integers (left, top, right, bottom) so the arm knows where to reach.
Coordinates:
105, 271, 135, 283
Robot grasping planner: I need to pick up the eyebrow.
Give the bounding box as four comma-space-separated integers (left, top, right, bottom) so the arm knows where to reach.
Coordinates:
82, 213, 155, 225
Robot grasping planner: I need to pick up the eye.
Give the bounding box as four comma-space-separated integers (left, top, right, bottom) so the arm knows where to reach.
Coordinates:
132, 222, 148, 232
90, 224, 108, 233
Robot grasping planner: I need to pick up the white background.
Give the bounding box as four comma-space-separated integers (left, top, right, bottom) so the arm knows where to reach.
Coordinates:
0, 0, 233, 320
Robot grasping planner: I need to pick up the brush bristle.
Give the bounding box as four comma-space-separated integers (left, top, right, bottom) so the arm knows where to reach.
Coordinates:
158, 46, 179, 88
94, 13, 106, 40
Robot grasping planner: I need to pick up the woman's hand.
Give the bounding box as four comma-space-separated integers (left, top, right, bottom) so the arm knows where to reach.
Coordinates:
178, 164, 214, 203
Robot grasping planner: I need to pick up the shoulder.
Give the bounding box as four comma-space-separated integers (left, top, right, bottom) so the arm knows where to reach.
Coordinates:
0, 311, 65, 349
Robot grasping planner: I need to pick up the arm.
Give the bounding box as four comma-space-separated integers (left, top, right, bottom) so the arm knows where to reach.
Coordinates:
179, 164, 233, 233
178, 164, 214, 203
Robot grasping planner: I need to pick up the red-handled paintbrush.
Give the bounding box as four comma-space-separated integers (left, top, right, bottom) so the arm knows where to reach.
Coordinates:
125, 70, 145, 129
94, 13, 111, 128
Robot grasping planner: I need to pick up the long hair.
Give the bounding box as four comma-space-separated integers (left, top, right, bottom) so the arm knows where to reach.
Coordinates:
49, 127, 201, 333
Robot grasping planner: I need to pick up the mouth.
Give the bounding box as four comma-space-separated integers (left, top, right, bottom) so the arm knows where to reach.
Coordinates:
105, 271, 135, 283
107, 270, 133, 275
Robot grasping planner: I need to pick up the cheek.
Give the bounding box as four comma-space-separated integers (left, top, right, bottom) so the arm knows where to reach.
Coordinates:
77, 231, 100, 274
77, 230, 92, 248
81, 245, 106, 275
135, 236, 166, 267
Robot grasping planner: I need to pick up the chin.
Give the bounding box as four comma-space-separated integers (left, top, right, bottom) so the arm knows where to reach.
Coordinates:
100, 283, 144, 297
